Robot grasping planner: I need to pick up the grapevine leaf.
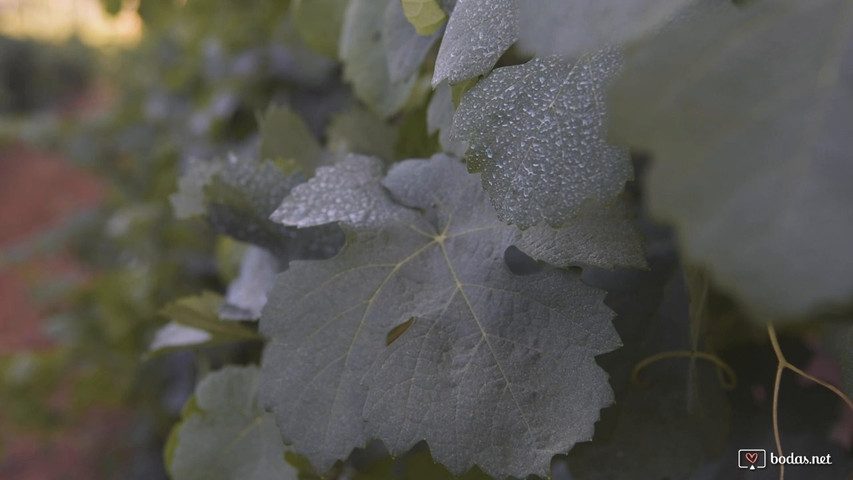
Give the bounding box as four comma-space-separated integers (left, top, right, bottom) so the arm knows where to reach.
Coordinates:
258, 104, 324, 173
432, 0, 518, 86
517, 197, 647, 270
292, 0, 349, 58
384, 0, 443, 83
608, 0, 853, 319
452, 51, 632, 228
401, 0, 448, 35
168, 366, 297, 480
340, 0, 417, 117
260, 155, 619, 478
204, 156, 344, 263
326, 104, 399, 162
427, 82, 468, 157
516, 0, 696, 59
220, 246, 280, 321
271, 155, 416, 229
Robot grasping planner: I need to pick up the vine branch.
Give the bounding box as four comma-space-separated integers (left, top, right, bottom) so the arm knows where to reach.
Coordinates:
767, 324, 853, 480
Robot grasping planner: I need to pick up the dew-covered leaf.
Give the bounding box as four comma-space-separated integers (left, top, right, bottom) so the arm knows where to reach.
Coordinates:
292, 0, 349, 58
516, 0, 696, 59
260, 155, 618, 478
271, 154, 416, 229
220, 246, 280, 321
608, 0, 853, 319
203, 156, 344, 263
326, 104, 398, 162
427, 82, 468, 157
452, 51, 632, 228
432, 0, 518, 86
168, 366, 297, 480
258, 104, 324, 174
384, 0, 443, 82
517, 197, 646, 270
402, 0, 448, 35
340, 0, 418, 117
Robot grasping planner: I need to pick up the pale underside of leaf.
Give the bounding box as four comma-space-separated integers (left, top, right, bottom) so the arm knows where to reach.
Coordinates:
608, 0, 853, 319
452, 52, 633, 228
260, 155, 619, 478
169, 366, 297, 480
149, 322, 212, 353
220, 246, 280, 321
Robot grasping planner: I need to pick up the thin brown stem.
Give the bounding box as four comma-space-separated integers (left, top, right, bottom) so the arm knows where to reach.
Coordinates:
766, 324, 853, 480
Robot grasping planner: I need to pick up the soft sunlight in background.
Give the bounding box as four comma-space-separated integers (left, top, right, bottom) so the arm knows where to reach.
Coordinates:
0, 0, 141, 46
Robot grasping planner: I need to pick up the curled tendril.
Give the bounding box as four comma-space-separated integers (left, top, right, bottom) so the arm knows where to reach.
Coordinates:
631, 350, 737, 390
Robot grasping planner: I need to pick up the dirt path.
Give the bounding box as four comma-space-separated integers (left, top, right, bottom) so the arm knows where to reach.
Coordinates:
0, 143, 135, 480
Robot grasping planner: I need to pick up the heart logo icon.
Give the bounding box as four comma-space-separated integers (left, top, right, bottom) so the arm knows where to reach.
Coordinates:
745, 452, 759, 464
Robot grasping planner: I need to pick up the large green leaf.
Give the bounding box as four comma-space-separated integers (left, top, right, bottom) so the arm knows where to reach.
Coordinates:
608, 0, 853, 319
340, 0, 418, 117
167, 366, 297, 480
260, 155, 619, 478
452, 52, 632, 228
271, 154, 644, 268
516, 0, 696, 58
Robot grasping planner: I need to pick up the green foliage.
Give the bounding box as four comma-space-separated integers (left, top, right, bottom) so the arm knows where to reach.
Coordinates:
20, 0, 853, 478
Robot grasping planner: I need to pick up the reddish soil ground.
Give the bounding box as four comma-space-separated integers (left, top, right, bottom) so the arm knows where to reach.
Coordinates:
0, 137, 133, 478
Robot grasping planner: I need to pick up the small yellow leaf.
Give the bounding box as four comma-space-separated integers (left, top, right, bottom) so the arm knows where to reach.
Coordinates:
401, 0, 447, 35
